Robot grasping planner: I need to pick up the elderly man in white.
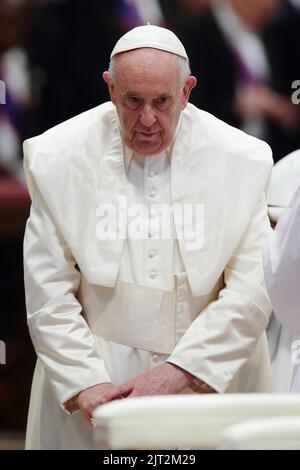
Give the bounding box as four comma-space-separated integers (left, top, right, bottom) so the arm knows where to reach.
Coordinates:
23, 25, 273, 450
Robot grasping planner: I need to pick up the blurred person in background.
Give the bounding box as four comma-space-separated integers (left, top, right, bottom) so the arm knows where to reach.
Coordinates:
0, 0, 32, 181
159, 0, 213, 28
182, 0, 300, 163
0, 0, 35, 435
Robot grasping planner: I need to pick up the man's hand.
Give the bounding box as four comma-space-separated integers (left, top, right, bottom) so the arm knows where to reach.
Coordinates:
101, 363, 194, 404
235, 85, 298, 129
77, 383, 113, 424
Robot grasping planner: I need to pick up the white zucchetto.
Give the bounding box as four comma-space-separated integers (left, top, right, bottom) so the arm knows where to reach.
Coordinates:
110, 24, 188, 60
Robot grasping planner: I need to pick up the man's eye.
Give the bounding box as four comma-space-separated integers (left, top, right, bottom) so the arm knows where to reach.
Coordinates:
125, 96, 141, 108
155, 97, 170, 109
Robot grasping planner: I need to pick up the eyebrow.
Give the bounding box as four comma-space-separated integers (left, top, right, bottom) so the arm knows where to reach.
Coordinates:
122, 92, 172, 99
154, 93, 171, 100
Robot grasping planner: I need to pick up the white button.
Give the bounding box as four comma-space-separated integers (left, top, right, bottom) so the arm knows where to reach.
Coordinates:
152, 353, 159, 361
148, 250, 156, 258
149, 190, 157, 198
149, 170, 157, 178
149, 270, 157, 279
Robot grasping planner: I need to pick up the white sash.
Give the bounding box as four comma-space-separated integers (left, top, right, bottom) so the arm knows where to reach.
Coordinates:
78, 275, 221, 354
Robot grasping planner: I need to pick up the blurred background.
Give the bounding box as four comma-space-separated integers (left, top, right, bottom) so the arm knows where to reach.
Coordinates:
0, 0, 299, 449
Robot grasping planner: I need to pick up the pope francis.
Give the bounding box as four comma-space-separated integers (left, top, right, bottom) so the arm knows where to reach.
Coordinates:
23, 25, 273, 450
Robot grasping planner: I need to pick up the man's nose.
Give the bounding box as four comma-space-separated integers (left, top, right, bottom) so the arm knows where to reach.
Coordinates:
139, 105, 157, 128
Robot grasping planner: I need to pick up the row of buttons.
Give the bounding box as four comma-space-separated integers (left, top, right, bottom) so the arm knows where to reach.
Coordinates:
147, 164, 158, 282
148, 170, 158, 197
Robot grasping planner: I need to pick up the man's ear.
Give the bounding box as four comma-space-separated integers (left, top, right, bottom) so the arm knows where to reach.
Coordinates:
182, 76, 197, 109
103, 71, 116, 104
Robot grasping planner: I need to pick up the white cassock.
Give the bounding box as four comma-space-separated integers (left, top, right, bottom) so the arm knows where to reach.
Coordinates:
23, 102, 273, 450
264, 184, 300, 393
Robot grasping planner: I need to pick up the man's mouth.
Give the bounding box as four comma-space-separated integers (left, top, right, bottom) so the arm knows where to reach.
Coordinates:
134, 130, 159, 138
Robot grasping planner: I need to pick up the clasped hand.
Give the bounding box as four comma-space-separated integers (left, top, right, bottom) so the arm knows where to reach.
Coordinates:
77, 362, 193, 424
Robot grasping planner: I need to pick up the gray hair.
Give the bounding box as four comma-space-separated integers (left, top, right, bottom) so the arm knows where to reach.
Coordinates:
108, 53, 191, 83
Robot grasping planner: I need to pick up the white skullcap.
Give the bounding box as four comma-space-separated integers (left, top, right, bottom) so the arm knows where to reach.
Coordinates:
110, 24, 188, 60
267, 149, 300, 222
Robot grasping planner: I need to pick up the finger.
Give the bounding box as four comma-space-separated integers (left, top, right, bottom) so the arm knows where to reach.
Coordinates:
79, 398, 106, 424
79, 406, 91, 424
89, 418, 96, 428
101, 384, 132, 404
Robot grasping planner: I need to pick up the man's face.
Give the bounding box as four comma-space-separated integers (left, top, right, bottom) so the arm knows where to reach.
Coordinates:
103, 48, 196, 156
